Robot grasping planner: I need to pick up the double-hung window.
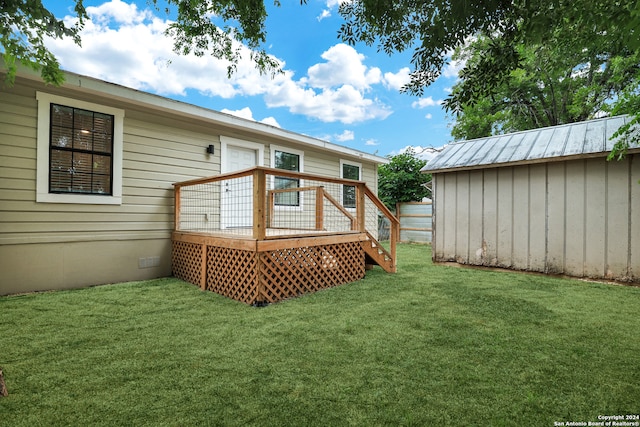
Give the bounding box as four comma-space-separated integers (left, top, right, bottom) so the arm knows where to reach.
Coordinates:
341, 160, 361, 209
49, 104, 114, 195
36, 92, 124, 204
272, 146, 304, 207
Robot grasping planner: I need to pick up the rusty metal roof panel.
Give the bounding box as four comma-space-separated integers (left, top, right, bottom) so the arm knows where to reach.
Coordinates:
422, 115, 631, 173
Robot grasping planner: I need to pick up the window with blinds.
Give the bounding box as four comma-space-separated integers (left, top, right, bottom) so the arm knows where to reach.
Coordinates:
49, 103, 114, 195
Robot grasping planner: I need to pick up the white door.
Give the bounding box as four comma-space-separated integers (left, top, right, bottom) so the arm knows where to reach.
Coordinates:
221, 145, 257, 228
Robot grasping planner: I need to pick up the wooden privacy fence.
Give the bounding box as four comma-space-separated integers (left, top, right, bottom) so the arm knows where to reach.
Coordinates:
172, 166, 399, 304
396, 201, 432, 243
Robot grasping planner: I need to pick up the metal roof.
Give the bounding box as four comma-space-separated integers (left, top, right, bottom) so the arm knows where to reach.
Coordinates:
422, 115, 637, 173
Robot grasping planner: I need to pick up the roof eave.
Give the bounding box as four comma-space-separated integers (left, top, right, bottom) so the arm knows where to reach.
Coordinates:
12, 62, 388, 164
423, 148, 640, 174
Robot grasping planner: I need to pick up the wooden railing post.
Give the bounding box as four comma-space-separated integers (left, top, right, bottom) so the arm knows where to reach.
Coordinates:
315, 186, 324, 230
356, 184, 366, 232
252, 168, 266, 240
390, 218, 397, 273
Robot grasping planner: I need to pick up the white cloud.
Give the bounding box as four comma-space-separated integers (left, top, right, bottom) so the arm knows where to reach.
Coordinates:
260, 117, 281, 127
305, 44, 381, 90
425, 113, 433, 119
411, 97, 442, 109
365, 139, 379, 146
442, 58, 465, 79
221, 107, 254, 120
335, 130, 354, 142
317, 9, 331, 21
221, 107, 281, 127
391, 145, 445, 161
265, 81, 391, 124
46, 1, 393, 125
383, 67, 411, 91
326, 0, 348, 7
86, 0, 152, 25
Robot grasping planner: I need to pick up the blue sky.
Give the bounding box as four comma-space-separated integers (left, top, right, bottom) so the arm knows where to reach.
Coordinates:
42, 0, 462, 159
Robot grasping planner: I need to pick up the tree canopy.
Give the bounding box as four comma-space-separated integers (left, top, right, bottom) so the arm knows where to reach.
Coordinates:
446, 35, 640, 141
1, 0, 298, 85
378, 149, 431, 210
1, 0, 87, 84
339, 0, 640, 96
4, 0, 639, 89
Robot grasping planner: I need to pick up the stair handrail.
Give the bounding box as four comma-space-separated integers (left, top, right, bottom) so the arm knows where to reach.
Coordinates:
362, 185, 399, 272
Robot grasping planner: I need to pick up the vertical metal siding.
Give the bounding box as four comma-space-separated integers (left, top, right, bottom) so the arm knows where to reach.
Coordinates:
512, 167, 530, 267
468, 170, 484, 263
631, 157, 640, 280
528, 164, 547, 270
546, 162, 566, 273
564, 161, 587, 277
432, 155, 639, 283
584, 159, 607, 277
455, 171, 471, 263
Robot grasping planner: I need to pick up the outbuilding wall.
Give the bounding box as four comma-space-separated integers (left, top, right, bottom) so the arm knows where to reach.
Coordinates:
432, 155, 640, 282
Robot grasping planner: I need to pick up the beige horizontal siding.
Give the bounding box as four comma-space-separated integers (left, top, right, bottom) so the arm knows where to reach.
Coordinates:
0, 81, 220, 247
1, 75, 384, 294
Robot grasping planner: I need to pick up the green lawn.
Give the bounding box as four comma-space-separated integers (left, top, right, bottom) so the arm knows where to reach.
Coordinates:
1, 244, 639, 426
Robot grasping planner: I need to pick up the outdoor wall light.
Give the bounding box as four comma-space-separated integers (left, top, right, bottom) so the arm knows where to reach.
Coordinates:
206, 144, 215, 155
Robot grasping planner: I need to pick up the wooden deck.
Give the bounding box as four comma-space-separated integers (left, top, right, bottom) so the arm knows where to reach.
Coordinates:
171, 167, 398, 305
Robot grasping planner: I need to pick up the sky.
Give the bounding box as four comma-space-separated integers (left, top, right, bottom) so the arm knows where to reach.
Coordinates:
41, 0, 462, 160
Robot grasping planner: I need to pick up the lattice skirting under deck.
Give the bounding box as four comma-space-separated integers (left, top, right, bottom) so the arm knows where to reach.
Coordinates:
172, 236, 365, 304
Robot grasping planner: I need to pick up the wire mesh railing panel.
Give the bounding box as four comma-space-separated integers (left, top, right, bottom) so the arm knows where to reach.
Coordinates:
178, 175, 256, 235
322, 199, 354, 232
219, 175, 254, 234
265, 175, 357, 234
364, 197, 382, 240
175, 167, 396, 244
179, 181, 221, 232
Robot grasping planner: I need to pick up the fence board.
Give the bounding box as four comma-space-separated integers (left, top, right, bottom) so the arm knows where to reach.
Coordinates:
397, 201, 432, 243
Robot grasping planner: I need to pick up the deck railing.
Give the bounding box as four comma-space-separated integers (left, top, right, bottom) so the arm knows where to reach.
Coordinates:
173, 166, 398, 251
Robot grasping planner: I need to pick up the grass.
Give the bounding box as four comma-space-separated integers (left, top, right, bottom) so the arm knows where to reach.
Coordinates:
1, 244, 639, 426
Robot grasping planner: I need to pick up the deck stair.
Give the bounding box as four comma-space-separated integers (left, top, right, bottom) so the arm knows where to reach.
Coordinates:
362, 232, 395, 273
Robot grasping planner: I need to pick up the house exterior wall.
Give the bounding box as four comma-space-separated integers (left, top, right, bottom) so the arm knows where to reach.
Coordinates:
0, 75, 382, 295
432, 155, 640, 282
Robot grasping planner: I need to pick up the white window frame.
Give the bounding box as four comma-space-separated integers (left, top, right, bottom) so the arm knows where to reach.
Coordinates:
340, 159, 362, 210
36, 92, 124, 205
270, 145, 304, 211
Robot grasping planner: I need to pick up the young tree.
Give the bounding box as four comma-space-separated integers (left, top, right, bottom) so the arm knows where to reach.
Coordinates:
378, 149, 431, 211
